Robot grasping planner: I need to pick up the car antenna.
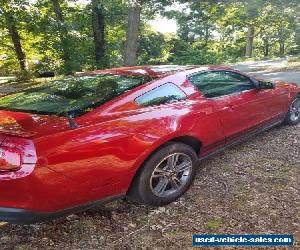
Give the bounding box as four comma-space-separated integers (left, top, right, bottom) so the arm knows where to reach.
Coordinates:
65, 111, 79, 129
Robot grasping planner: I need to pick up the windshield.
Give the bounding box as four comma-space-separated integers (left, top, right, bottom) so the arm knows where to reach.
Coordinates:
0, 74, 152, 117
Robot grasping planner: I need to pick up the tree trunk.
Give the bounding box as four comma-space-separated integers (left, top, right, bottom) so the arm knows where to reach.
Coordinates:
263, 38, 269, 57
296, 20, 300, 54
124, 1, 142, 66
91, 0, 107, 69
245, 26, 255, 57
279, 42, 285, 55
51, 0, 72, 73
4, 11, 27, 70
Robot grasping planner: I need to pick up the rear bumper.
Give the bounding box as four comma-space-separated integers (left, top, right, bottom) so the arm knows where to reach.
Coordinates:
0, 193, 125, 224
0, 207, 43, 224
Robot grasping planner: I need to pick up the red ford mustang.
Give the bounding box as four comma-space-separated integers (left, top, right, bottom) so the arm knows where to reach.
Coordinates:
0, 65, 299, 224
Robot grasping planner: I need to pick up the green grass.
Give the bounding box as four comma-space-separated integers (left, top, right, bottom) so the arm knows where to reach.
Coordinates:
287, 56, 300, 62
206, 219, 222, 231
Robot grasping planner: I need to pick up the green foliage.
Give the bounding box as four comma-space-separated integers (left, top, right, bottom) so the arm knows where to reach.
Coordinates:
288, 56, 300, 62
137, 26, 173, 65
0, 0, 298, 76
15, 70, 34, 82
205, 219, 222, 231
167, 0, 298, 62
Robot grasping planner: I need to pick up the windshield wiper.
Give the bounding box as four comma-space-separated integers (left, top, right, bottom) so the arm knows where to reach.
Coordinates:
65, 111, 79, 129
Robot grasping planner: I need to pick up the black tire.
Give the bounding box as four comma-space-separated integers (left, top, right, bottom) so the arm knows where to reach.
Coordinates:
284, 96, 300, 125
127, 142, 198, 206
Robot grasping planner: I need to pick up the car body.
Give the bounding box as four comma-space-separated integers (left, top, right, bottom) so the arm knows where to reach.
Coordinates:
0, 65, 299, 224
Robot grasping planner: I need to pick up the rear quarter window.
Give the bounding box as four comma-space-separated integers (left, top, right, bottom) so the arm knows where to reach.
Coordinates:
135, 83, 186, 107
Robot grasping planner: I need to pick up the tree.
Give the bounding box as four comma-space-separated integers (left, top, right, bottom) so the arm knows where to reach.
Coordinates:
124, 0, 142, 66
243, 0, 264, 57
124, 0, 174, 66
245, 26, 255, 57
0, 1, 27, 71
91, 0, 108, 68
137, 26, 173, 65
51, 0, 73, 73
0, 0, 298, 74
242, 0, 297, 57
256, 1, 297, 57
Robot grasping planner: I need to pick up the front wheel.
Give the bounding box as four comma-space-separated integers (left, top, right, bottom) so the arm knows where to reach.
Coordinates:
127, 143, 198, 206
284, 96, 300, 125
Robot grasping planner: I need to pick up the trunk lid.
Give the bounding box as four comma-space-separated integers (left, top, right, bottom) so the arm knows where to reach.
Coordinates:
0, 110, 69, 138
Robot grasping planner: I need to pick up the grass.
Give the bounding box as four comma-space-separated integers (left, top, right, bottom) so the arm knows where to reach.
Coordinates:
205, 219, 222, 231
287, 55, 300, 62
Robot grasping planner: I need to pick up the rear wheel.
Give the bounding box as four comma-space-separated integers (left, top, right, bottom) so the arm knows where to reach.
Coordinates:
127, 143, 198, 206
284, 96, 300, 125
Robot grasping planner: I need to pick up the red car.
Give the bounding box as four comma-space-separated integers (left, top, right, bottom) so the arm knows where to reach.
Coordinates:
0, 65, 299, 224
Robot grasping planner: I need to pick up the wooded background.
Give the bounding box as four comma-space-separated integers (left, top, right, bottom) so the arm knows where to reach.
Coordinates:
0, 0, 299, 76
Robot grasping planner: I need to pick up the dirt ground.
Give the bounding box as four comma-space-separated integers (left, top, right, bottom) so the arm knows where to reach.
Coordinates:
0, 122, 299, 250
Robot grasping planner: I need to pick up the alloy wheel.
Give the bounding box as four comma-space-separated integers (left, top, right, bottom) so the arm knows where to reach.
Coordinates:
290, 98, 300, 122
150, 153, 193, 197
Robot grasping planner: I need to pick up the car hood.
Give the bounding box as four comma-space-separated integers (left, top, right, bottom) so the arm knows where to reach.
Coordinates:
0, 110, 69, 138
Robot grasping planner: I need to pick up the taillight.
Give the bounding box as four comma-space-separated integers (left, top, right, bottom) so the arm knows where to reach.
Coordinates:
0, 146, 22, 171
0, 136, 36, 173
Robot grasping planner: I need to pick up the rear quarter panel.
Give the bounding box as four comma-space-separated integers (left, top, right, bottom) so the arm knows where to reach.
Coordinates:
33, 95, 222, 211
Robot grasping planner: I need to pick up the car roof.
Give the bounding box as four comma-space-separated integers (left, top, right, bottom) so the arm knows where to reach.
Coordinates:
74, 65, 236, 78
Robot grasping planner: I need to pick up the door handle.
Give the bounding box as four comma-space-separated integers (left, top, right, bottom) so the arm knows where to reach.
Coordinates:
221, 107, 230, 111
221, 105, 233, 111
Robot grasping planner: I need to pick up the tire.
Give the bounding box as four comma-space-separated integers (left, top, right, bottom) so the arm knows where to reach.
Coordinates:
284, 96, 300, 125
127, 142, 198, 206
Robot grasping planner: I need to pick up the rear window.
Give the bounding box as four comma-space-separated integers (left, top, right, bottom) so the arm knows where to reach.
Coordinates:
0, 74, 152, 117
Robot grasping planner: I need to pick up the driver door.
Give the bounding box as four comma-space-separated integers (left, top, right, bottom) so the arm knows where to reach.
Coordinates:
188, 70, 273, 144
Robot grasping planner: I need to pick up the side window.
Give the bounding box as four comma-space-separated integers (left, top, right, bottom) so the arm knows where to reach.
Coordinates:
135, 83, 186, 107
188, 71, 254, 98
